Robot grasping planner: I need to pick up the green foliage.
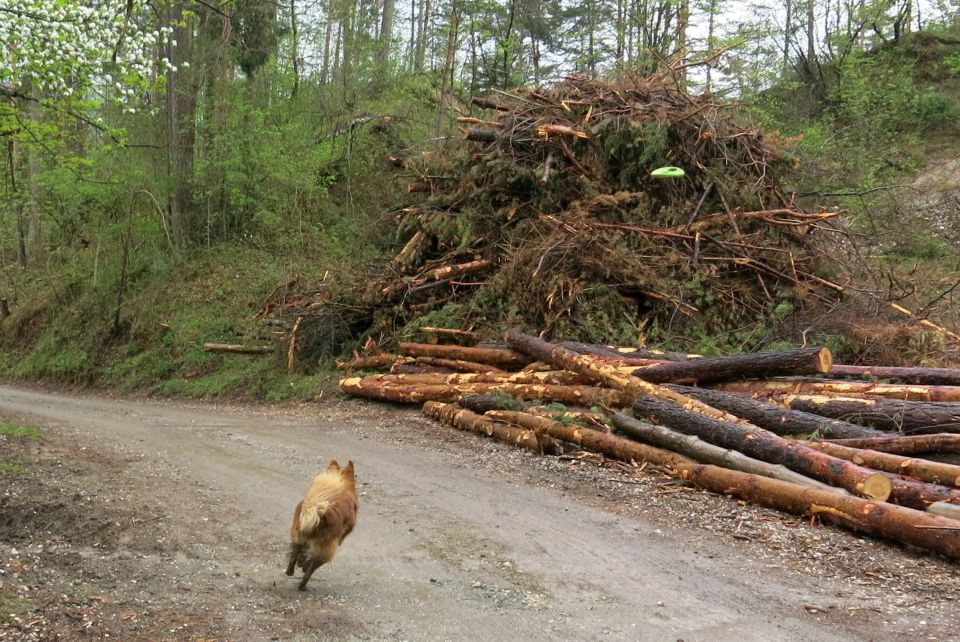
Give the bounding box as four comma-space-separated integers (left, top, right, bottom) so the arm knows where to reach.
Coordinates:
0, 421, 43, 440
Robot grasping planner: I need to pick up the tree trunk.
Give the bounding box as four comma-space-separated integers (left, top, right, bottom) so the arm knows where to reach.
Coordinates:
339, 377, 628, 406
6, 133, 27, 267
631, 395, 960, 509
712, 378, 960, 401
398, 342, 529, 368
290, 0, 300, 96
411, 357, 507, 374
766, 394, 960, 434
356, 371, 588, 386
605, 413, 846, 492
626, 347, 831, 384
829, 364, 960, 386
437, 5, 459, 134
666, 385, 884, 439
203, 343, 273, 354
803, 441, 960, 488
336, 354, 406, 371
826, 433, 960, 455
378, 0, 395, 63
422, 401, 562, 455
166, 0, 197, 246
504, 330, 748, 424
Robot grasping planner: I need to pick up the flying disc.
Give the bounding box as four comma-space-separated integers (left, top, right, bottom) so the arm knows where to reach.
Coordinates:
651, 166, 685, 179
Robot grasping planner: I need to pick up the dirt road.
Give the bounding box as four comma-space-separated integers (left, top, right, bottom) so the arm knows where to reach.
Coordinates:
1, 385, 957, 641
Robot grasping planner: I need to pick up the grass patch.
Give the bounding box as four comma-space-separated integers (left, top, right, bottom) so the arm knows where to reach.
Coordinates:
0, 421, 43, 440
0, 461, 29, 475
0, 590, 35, 623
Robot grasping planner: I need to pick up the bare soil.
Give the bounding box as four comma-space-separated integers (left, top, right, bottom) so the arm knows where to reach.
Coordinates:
0, 384, 958, 641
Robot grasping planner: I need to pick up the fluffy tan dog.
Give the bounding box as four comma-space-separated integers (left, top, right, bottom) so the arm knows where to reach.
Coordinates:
286, 460, 358, 590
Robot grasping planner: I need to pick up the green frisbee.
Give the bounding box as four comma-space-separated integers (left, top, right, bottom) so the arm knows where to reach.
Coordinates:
651, 166, 685, 179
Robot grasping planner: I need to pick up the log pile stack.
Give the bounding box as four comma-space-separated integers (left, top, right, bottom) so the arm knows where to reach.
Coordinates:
340, 329, 960, 562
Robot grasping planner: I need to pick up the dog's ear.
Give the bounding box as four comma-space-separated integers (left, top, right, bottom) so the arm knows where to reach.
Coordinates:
326, 459, 341, 472
343, 460, 355, 478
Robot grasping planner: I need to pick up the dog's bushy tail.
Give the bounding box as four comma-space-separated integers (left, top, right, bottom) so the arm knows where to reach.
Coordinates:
298, 465, 349, 536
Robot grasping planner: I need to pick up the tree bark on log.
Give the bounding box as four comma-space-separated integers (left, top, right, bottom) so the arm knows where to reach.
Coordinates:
398, 342, 529, 368
830, 364, 960, 386
423, 401, 563, 455
485, 409, 696, 468
462, 126, 498, 142
605, 413, 846, 492
336, 354, 406, 371
339, 377, 628, 406
631, 395, 960, 509
559, 342, 699, 361
381, 259, 494, 300
827, 433, 960, 455
666, 385, 884, 439
713, 379, 960, 402
417, 327, 479, 342
803, 441, 960, 488
626, 347, 832, 384
504, 330, 749, 425
358, 371, 588, 386
202, 343, 272, 354
470, 96, 511, 111
765, 394, 960, 434
431, 404, 960, 559
412, 357, 508, 374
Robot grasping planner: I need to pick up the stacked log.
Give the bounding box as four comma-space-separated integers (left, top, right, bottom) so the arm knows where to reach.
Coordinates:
339, 330, 960, 561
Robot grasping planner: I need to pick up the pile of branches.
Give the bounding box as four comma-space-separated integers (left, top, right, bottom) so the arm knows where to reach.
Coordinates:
365, 67, 842, 343
339, 330, 960, 562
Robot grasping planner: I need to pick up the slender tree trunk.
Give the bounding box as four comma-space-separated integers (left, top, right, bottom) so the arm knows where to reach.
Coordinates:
379, 0, 395, 63
7, 132, 27, 268
783, 0, 792, 74
166, 0, 197, 247
437, 5, 459, 134
291, 0, 300, 96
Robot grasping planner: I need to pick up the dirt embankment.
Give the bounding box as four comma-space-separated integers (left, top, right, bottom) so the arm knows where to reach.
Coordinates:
1, 385, 958, 641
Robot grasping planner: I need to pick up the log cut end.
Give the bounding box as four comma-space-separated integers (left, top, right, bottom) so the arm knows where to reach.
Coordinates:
816, 347, 834, 374
859, 474, 893, 502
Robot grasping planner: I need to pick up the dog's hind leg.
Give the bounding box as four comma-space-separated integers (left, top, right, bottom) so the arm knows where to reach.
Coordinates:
297, 559, 325, 591
285, 543, 301, 577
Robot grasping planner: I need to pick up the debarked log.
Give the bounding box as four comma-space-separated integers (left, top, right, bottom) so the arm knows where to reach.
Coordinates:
398, 342, 529, 368
504, 330, 748, 425
412, 357, 508, 374
830, 364, 960, 386
713, 378, 960, 402
631, 395, 960, 510
764, 394, 960, 434
826, 433, 960, 455
803, 441, 960, 488
666, 385, 884, 439
336, 354, 407, 371
423, 401, 562, 455
357, 371, 588, 386
339, 377, 629, 406
626, 347, 832, 385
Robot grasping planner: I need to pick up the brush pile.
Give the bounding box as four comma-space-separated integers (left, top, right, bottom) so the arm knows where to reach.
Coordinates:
339, 329, 960, 562
258, 66, 847, 364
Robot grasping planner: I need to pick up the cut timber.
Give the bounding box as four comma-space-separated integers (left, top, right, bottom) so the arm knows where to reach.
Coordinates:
339, 377, 628, 406
830, 364, 960, 386
398, 342, 529, 368
714, 378, 960, 401
358, 371, 587, 386
826, 434, 960, 455
504, 330, 748, 425
632, 395, 960, 509
412, 357, 508, 374
407, 181, 434, 193
458, 394, 611, 431
765, 394, 960, 434
604, 413, 846, 493
626, 347, 832, 384
425, 405, 960, 558
666, 385, 884, 439
393, 230, 430, 269
202, 343, 272, 354
803, 441, 960, 488
381, 259, 494, 300
417, 327, 479, 342
484, 410, 696, 468
336, 354, 406, 371
422, 401, 562, 455
461, 127, 498, 142
470, 96, 511, 111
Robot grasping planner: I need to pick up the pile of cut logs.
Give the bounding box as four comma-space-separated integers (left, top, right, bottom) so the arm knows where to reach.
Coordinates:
339, 328, 960, 561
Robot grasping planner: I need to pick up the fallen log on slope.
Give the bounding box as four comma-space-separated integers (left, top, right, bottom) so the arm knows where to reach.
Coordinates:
340, 377, 628, 406
422, 401, 562, 455
713, 379, 960, 402
425, 402, 960, 560
336, 354, 407, 371
830, 364, 960, 386
763, 394, 960, 434
803, 441, 960, 488
626, 347, 832, 384
398, 342, 529, 368
410, 356, 508, 374
826, 433, 960, 455
202, 343, 273, 354
632, 396, 960, 509
357, 371, 588, 386
665, 385, 883, 439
